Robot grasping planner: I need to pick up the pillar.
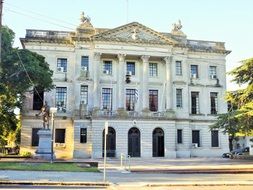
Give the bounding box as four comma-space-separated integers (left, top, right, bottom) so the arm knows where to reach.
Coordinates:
117, 54, 126, 109
93, 52, 101, 108
141, 55, 150, 110
164, 56, 173, 111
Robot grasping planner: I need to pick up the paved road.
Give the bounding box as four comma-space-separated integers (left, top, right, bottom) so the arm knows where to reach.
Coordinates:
0, 187, 105, 190
1, 170, 253, 185
1, 158, 253, 189
1, 185, 253, 190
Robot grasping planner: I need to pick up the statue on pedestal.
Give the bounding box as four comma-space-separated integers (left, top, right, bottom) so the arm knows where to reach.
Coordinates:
36, 101, 50, 129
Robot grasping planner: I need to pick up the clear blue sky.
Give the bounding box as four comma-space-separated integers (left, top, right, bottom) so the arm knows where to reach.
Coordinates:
3, 0, 253, 90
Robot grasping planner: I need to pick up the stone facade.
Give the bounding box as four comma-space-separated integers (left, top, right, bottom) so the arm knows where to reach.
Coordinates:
20, 14, 230, 159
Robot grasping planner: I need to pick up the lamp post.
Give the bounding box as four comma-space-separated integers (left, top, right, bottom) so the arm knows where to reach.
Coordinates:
103, 69, 112, 182
50, 107, 57, 163
103, 121, 108, 182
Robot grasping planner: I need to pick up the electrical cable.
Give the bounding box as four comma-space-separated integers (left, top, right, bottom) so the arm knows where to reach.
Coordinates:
5, 8, 74, 30
5, 3, 76, 28
16, 51, 44, 102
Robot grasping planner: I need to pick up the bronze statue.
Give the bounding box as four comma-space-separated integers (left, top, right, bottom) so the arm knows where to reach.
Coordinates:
36, 101, 50, 129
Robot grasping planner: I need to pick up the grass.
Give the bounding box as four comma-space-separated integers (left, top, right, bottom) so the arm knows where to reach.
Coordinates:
0, 162, 99, 172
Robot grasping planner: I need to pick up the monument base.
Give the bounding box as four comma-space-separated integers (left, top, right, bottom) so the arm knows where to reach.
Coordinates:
35, 129, 55, 160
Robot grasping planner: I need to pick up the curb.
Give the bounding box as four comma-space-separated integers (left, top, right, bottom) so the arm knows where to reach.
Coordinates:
0, 181, 110, 187
131, 169, 253, 174
1, 181, 253, 187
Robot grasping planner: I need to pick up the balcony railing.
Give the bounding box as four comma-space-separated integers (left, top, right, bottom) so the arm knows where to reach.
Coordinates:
90, 109, 171, 119
26, 29, 70, 39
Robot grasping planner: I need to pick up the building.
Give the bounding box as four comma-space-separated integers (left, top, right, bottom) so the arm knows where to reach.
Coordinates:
20, 13, 231, 159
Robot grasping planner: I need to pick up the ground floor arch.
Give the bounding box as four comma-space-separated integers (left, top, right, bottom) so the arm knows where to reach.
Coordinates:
102, 127, 116, 157
128, 127, 141, 157
152, 127, 164, 157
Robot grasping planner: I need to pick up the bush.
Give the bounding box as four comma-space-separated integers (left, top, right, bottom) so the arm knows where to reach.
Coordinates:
20, 151, 32, 157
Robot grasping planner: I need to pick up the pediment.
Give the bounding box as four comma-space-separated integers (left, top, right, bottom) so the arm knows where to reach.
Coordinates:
93, 22, 177, 45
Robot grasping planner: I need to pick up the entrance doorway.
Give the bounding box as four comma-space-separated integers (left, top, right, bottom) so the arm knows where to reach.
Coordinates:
128, 127, 140, 157
102, 127, 116, 157
152, 128, 164, 157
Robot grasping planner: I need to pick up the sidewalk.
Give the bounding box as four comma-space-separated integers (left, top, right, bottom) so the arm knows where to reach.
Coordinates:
1, 158, 253, 187
96, 157, 253, 172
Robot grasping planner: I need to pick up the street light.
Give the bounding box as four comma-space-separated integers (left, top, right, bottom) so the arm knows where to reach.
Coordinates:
50, 107, 57, 163
103, 121, 108, 182
103, 69, 112, 182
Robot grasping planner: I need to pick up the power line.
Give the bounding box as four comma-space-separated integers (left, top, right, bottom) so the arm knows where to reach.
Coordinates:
0, 0, 3, 65
126, 0, 129, 23
5, 8, 74, 30
16, 51, 43, 102
5, 3, 76, 28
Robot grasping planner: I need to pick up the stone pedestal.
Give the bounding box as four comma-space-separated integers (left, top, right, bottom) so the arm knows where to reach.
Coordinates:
250, 144, 253, 156
35, 129, 55, 160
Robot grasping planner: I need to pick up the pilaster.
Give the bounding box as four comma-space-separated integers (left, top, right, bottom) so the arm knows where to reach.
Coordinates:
141, 55, 150, 110
117, 54, 126, 109
164, 56, 173, 111
93, 52, 101, 108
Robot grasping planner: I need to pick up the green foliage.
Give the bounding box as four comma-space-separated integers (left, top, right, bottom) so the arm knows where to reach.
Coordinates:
0, 26, 53, 147
211, 58, 253, 137
0, 162, 99, 172
20, 151, 32, 157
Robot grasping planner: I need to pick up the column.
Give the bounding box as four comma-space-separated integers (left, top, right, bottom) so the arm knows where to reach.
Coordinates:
93, 52, 101, 108
141, 55, 150, 110
117, 54, 126, 109
164, 56, 173, 111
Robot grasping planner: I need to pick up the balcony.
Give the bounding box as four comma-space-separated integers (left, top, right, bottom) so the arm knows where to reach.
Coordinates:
26, 29, 70, 39
90, 109, 175, 120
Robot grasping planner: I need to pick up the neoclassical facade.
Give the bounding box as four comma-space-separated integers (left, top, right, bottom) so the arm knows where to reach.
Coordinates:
20, 13, 231, 159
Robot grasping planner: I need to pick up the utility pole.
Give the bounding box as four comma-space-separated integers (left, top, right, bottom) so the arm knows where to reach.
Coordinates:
0, 0, 3, 65
126, 0, 129, 23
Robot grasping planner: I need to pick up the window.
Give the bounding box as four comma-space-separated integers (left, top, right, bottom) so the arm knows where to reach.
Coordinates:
210, 92, 218, 114
191, 92, 199, 114
209, 66, 217, 79
149, 90, 158, 111
55, 129, 66, 143
149, 63, 158, 77
176, 89, 183, 108
103, 60, 112, 75
102, 88, 112, 110
192, 130, 200, 147
126, 62, 135, 75
80, 128, 87, 143
81, 56, 89, 71
31, 128, 41, 146
190, 65, 198, 78
126, 89, 136, 111
176, 61, 182, 76
211, 130, 219, 147
57, 58, 67, 72
177, 129, 183, 144
56, 87, 67, 112
33, 88, 44, 110
80, 85, 88, 105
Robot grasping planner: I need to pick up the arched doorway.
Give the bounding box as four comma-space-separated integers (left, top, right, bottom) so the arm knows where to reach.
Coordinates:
128, 127, 140, 157
102, 127, 116, 157
152, 128, 164, 157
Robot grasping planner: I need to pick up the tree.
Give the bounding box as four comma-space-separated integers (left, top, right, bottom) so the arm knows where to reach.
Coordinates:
0, 26, 53, 147
210, 58, 253, 150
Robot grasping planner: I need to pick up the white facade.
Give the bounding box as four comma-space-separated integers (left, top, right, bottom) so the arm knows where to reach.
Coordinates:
20, 15, 230, 159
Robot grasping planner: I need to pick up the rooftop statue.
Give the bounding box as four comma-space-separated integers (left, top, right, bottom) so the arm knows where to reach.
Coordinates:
172, 20, 182, 32
36, 101, 50, 130
80, 12, 91, 24
171, 19, 186, 37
